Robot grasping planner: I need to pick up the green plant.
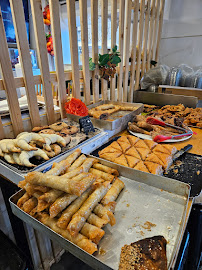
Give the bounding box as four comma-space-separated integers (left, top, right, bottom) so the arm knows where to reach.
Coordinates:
89, 46, 121, 81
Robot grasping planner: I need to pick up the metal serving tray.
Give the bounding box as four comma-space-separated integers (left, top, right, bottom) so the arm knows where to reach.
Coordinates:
66, 100, 144, 131
0, 119, 102, 175
9, 155, 190, 270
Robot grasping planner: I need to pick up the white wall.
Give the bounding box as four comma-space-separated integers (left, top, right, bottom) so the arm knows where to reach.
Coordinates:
159, 0, 202, 68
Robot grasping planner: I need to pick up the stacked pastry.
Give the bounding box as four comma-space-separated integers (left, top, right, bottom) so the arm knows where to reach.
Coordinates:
88, 104, 138, 120
0, 132, 68, 167
17, 149, 125, 254
98, 135, 177, 175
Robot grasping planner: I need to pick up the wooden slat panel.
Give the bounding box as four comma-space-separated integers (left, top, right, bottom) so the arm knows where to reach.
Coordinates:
49, 0, 67, 119
66, 0, 80, 99
0, 8, 23, 137
134, 0, 145, 90
128, 0, 139, 102
79, 0, 91, 105
91, 0, 99, 103
123, 0, 132, 102
117, 0, 125, 102
0, 70, 91, 91
9, 0, 41, 128
101, 0, 108, 100
30, 0, 55, 125
151, 0, 160, 64
155, 0, 165, 62
110, 0, 117, 101
141, 0, 151, 77
146, 0, 155, 71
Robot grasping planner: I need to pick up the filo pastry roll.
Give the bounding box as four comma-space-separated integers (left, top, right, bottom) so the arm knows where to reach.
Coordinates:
22, 197, 38, 213
89, 168, 115, 183
67, 154, 87, 172
38, 213, 97, 255
37, 189, 64, 212
87, 213, 108, 228
93, 202, 116, 226
101, 178, 125, 205
49, 193, 77, 218
92, 163, 119, 176
25, 172, 96, 196
17, 192, 30, 208
80, 223, 105, 245
46, 149, 81, 175
57, 187, 93, 229
67, 182, 110, 237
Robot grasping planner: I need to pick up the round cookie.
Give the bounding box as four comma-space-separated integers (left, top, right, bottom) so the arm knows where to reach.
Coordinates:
39, 129, 55, 135
32, 125, 49, 132
49, 122, 68, 131
60, 126, 78, 135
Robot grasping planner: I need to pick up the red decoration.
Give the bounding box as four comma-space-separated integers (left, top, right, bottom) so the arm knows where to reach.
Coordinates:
65, 98, 88, 116
43, 5, 54, 56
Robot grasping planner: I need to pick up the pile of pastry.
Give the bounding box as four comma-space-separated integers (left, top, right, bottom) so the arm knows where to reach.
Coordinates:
98, 135, 177, 175
17, 149, 125, 254
144, 104, 202, 128
32, 121, 79, 140
128, 115, 186, 139
0, 131, 67, 167
88, 104, 138, 120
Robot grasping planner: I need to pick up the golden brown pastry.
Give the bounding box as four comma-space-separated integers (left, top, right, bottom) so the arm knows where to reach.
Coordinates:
125, 155, 139, 168
134, 161, 150, 173
144, 161, 163, 175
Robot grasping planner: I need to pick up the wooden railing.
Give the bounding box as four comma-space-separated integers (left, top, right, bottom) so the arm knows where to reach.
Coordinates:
0, 0, 165, 138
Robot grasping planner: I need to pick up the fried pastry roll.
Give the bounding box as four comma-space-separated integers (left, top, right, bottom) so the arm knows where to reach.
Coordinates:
62, 167, 84, 178
37, 189, 63, 212
38, 214, 97, 255
22, 197, 38, 213
67, 154, 87, 171
25, 171, 95, 195
67, 182, 110, 236
89, 168, 114, 183
92, 163, 119, 176
49, 193, 77, 218
101, 178, 125, 205
80, 223, 105, 245
18, 180, 26, 189
46, 149, 81, 175
57, 187, 93, 229
80, 158, 99, 172
87, 213, 108, 228
17, 192, 30, 208
93, 202, 116, 226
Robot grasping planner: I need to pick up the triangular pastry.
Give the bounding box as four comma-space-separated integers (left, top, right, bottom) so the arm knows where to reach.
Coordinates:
145, 153, 164, 166
136, 147, 150, 160
162, 144, 177, 155
99, 152, 122, 162
115, 154, 129, 167
144, 139, 157, 150
99, 146, 121, 155
154, 152, 173, 170
118, 141, 131, 153
152, 144, 170, 155
117, 136, 131, 145
127, 135, 139, 146
134, 139, 149, 149
134, 161, 150, 173
144, 161, 163, 175
125, 155, 139, 168
110, 141, 122, 151
125, 146, 141, 159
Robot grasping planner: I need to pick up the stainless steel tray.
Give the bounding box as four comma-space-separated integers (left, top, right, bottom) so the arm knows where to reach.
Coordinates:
0, 119, 102, 175
9, 156, 190, 270
66, 100, 144, 130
